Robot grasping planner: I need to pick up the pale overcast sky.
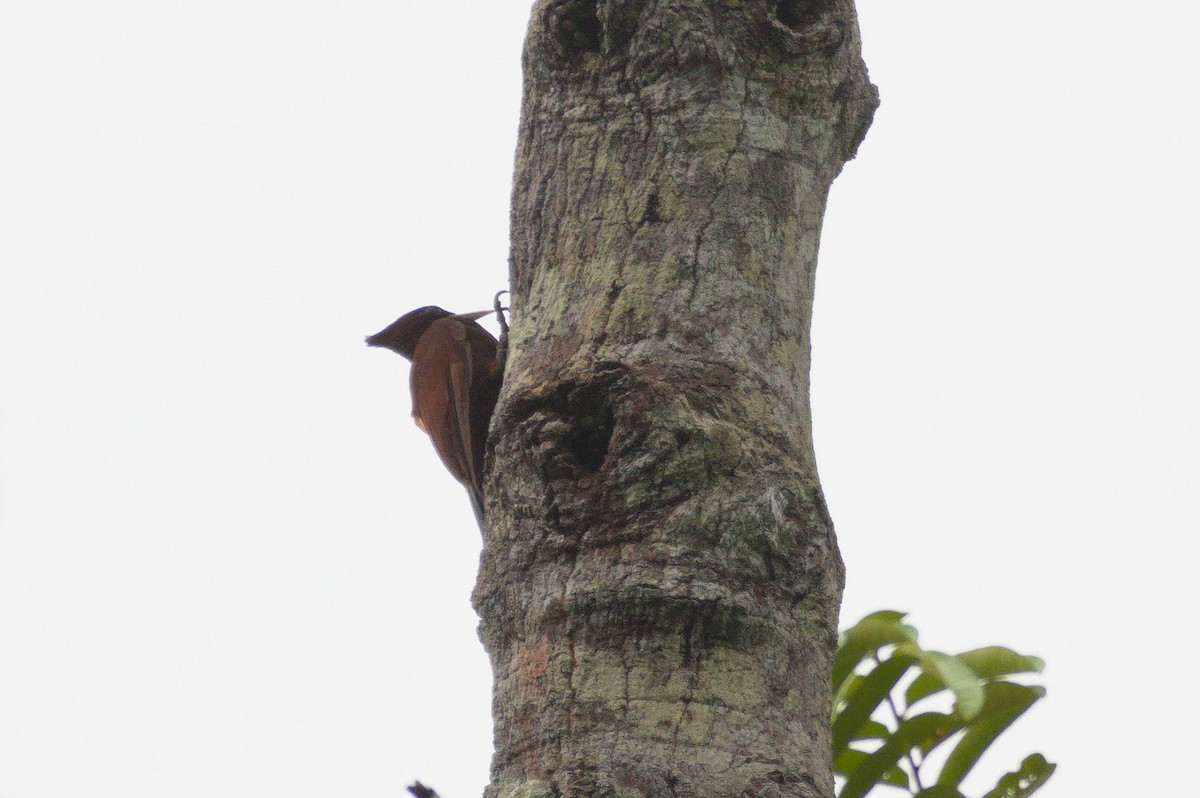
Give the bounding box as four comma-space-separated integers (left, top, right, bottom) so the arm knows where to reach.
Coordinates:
2, 2, 1197, 797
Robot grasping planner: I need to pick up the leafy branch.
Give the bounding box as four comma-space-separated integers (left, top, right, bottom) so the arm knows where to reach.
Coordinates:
833, 612, 1054, 798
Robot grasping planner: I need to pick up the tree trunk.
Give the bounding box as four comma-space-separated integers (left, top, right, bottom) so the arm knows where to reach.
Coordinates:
473, 2, 876, 796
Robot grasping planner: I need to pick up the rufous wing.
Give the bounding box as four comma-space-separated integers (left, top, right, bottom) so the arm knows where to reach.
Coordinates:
409, 317, 480, 495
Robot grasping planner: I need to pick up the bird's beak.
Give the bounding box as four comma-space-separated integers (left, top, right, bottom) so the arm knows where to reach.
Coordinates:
454, 309, 493, 321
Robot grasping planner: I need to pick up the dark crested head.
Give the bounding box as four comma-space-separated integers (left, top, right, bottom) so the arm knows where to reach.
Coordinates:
365, 306, 453, 359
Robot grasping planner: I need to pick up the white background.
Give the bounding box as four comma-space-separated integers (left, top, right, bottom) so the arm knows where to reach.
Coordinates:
2, 2, 1196, 796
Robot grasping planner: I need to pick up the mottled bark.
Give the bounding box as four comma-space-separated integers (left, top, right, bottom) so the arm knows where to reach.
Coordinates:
473, 2, 876, 796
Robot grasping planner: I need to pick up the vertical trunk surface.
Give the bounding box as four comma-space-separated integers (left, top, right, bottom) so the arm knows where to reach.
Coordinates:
474, 2, 876, 796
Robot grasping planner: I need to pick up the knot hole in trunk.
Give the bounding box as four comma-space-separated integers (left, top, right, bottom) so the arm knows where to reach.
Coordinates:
555, 381, 615, 475
510, 367, 625, 482
547, 0, 600, 57
563, 402, 614, 473
775, 0, 830, 30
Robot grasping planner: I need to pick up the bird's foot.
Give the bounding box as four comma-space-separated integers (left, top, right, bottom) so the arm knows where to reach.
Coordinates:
493, 290, 510, 335
494, 289, 510, 381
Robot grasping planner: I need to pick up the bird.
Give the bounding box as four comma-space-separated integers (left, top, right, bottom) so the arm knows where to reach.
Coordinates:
366, 296, 508, 526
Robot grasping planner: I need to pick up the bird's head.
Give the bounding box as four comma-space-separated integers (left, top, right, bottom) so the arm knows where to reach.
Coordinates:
365, 306, 454, 360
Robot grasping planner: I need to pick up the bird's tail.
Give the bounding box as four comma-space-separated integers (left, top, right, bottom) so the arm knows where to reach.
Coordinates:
467, 487, 485, 531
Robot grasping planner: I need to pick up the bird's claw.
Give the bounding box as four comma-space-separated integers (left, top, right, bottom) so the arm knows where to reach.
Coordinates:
493, 290, 510, 382
494, 290, 510, 334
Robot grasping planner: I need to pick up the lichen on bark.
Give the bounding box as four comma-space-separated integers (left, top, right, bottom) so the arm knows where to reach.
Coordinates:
474, 1, 877, 796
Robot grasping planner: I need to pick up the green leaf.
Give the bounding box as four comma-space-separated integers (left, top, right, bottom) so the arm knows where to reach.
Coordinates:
855, 610, 911, 626
906, 657, 983, 717
882, 767, 911, 789
955, 647, 1045, 681
834, 612, 919, 691
833, 652, 917, 757
839, 712, 961, 798
905, 671, 944, 706
835, 748, 910, 790
834, 747, 865, 777
834, 670, 865, 714
914, 786, 966, 798
982, 753, 1056, 798
936, 682, 1045, 788
910, 651, 985, 721
852, 720, 891, 741
834, 746, 867, 777
908, 648, 1044, 706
